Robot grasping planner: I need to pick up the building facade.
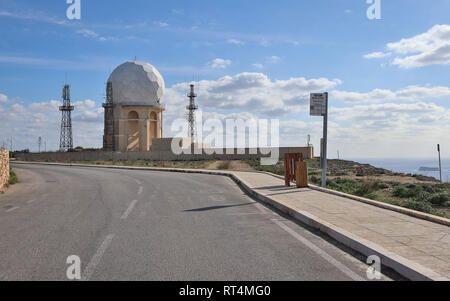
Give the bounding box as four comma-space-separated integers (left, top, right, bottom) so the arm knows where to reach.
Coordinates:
103, 61, 165, 152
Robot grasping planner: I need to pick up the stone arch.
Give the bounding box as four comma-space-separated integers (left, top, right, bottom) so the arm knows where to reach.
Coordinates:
127, 111, 140, 151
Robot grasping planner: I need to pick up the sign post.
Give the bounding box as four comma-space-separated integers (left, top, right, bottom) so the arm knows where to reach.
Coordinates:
438, 144, 442, 183
310, 93, 328, 188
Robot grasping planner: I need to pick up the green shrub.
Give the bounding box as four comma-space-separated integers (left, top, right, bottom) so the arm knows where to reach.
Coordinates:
364, 192, 379, 200
354, 182, 375, 197
420, 185, 439, 194
310, 175, 321, 185
403, 199, 432, 213
9, 170, 18, 185
393, 185, 423, 198
374, 181, 390, 189
428, 193, 450, 205
326, 179, 338, 188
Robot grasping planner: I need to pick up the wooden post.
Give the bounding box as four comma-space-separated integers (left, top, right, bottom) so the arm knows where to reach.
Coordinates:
285, 153, 291, 187
296, 161, 308, 188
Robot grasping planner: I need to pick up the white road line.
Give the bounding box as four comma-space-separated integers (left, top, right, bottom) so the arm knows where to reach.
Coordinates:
121, 200, 138, 220
135, 179, 142, 185
271, 219, 365, 281
81, 234, 115, 281
26, 199, 36, 204
138, 186, 143, 195
5, 206, 19, 213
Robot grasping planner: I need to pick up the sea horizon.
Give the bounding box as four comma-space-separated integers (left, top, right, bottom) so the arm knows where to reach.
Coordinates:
344, 157, 450, 183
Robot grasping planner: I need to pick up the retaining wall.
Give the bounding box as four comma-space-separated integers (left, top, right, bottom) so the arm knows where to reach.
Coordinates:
15, 147, 314, 162
0, 148, 9, 189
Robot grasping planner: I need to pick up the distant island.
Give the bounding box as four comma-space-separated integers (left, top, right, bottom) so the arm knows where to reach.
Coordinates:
419, 167, 440, 172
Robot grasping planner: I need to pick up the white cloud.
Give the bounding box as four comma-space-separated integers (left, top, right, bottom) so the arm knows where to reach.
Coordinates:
11, 104, 25, 113
252, 63, 264, 69
331, 102, 446, 122
386, 24, 450, 68
75, 29, 117, 42
171, 9, 184, 15
286, 40, 300, 46
2, 74, 447, 157
325, 102, 450, 158
268, 56, 281, 63
363, 52, 392, 59
0, 98, 104, 151
76, 29, 99, 39
29, 100, 61, 112
0, 93, 8, 103
332, 85, 450, 103
167, 72, 341, 117
74, 99, 96, 110
156, 21, 169, 27
210, 58, 232, 69
0, 9, 68, 26
260, 39, 270, 47
0, 55, 118, 70
227, 39, 244, 45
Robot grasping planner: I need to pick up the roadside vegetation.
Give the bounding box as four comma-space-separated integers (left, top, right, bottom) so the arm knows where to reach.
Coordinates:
30, 158, 450, 218
246, 159, 450, 218
8, 169, 18, 186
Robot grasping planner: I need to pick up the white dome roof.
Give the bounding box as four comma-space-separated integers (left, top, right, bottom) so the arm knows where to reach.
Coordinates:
108, 61, 165, 106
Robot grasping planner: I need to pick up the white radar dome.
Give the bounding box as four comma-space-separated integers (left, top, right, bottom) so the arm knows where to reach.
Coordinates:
108, 61, 165, 106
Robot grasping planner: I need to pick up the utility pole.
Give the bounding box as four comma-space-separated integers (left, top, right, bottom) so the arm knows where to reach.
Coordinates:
322, 93, 328, 188
38, 137, 42, 153
186, 84, 198, 143
438, 144, 442, 183
60, 84, 74, 152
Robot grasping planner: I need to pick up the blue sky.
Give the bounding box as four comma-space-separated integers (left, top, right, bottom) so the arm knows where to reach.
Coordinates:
0, 0, 449, 158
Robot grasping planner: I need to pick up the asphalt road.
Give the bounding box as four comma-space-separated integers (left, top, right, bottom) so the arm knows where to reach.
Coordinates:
0, 163, 392, 281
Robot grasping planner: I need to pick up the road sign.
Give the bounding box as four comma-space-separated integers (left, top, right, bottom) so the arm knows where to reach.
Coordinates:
310, 93, 327, 116
310, 92, 328, 188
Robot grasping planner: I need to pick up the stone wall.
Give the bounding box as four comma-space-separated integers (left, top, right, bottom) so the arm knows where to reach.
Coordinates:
15, 147, 314, 163
0, 148, 9, 189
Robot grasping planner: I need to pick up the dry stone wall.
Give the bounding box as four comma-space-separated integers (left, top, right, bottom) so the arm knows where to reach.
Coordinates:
0, 148, 9, 189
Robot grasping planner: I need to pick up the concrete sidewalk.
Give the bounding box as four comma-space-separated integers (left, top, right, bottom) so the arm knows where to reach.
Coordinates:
230, 171, 450, 281
12, 162, 450, 280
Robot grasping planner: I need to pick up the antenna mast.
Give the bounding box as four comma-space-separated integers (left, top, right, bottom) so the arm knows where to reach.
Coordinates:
59, 84, 74, 152
103, 82, 115, 151
186, 84, 198, 143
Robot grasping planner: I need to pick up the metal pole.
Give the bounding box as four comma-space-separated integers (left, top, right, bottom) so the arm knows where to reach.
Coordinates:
322, 93, 328, 188
438, 144, 442, 183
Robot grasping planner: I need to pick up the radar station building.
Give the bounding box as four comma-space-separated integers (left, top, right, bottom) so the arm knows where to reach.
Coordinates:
103, 61, 165, 152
